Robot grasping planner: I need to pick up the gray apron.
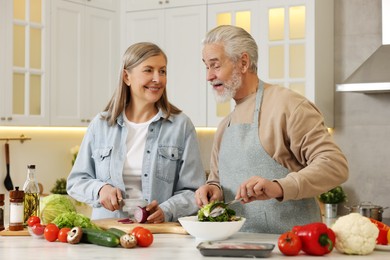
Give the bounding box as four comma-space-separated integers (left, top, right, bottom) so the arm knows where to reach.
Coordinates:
219, 82, 321, 234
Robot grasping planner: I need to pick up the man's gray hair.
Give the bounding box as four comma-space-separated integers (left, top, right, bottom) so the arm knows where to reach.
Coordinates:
203, 25, 258, 73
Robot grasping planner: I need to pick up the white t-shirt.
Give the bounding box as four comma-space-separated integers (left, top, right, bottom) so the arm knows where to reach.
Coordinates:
122, 111, 159, 199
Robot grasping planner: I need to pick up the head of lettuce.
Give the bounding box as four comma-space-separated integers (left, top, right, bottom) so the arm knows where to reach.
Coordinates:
40, 194, 76, 224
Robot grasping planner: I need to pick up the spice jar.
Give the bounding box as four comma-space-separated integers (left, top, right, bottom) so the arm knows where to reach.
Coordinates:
0, 194, 4, 231
9, 187, 24, 231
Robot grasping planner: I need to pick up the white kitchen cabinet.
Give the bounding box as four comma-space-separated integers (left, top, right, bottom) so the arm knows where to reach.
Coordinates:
65, 0, 118, 11
0, 0, 50, 126
125, 0, 205, 11
207, 0, 334, 127
50, 0, 119, 126
124, 1, 207, 126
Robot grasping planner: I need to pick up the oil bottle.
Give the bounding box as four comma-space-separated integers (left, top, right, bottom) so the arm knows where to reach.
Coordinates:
23, 164, 40, 225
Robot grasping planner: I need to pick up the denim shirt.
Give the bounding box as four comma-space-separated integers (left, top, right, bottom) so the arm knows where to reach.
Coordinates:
67, 110, 206, 221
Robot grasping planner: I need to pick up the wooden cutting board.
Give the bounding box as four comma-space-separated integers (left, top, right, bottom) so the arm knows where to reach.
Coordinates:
92, 218, 188, 235
0, 228, 30, 236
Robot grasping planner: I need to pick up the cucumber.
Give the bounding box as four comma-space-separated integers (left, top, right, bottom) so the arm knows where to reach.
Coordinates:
81, 228, 120, 247
105, 227, 126, 238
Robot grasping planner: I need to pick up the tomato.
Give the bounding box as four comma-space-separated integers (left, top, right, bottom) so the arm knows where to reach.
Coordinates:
31, 223, 45, 236
131, 226, 145, 237
58, 227, 71, 243
44, 223, 60, 242
27, 216, 41, 227
278, 231, 302, 256
134, 228, 153, 247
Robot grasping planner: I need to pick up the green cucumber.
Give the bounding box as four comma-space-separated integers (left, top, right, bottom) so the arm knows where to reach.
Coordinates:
105, 227, 126, 238
81, 228, 120, 247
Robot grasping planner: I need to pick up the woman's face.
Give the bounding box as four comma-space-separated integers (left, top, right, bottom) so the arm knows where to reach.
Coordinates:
123, 54, 167, 106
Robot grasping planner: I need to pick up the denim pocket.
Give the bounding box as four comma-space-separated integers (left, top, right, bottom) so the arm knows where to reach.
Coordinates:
92, 146, 113, 181
156, 146, 181, 183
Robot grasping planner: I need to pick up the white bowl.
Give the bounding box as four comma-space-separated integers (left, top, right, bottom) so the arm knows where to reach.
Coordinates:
122, 199, 148, 216
178, 216, 246, 241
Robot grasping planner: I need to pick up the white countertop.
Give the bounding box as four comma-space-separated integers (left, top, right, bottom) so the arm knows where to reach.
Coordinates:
1, 232, 389, 259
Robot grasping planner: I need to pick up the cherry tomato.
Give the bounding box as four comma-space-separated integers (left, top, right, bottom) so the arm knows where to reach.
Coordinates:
31, 223, 45, 236
278, 231, 302, 256
44, 223, 60, 242
134, 228, 153, 247
58, 227, 71, 243
27, 216, 41, 227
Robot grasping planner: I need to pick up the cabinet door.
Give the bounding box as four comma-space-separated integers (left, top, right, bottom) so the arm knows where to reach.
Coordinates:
84, 7, 118, 121
165, 6, 207, 126
0, 0, 50, 126
207, 0, 260, 127
51, 0, 118, 126
125, 9, 165, 47
125, 5, 207, 126
50, 0, 84, 126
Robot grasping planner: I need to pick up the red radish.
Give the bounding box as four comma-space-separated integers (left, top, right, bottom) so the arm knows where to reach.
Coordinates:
134, 206, 149, 223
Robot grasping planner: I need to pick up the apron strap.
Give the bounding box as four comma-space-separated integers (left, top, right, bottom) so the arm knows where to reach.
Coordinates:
253, 81, 264, 125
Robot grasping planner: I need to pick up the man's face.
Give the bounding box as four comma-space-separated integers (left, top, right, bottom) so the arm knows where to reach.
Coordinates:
202, 43, 242, 103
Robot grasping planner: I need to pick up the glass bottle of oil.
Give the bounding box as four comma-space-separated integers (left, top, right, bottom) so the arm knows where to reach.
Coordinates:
23, 165, 40, 225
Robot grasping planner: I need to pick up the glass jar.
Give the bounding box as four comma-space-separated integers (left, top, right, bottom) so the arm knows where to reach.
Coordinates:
9, 187, 24, 231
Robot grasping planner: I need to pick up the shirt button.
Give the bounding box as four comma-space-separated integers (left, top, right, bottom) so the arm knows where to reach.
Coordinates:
146, 150, 150, 154
144, 174, 148, 177
150, 128, 154, 132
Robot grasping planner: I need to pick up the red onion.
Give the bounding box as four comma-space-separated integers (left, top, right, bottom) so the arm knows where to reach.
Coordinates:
134, 206, 149, 223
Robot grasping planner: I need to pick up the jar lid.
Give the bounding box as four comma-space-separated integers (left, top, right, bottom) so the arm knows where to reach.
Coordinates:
9, 187, 24, 199
0, 193, 4, 201
27, 165, 36, 169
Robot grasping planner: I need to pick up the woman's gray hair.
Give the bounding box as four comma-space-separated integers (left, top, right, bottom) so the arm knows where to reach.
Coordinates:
203, 25, 258, 73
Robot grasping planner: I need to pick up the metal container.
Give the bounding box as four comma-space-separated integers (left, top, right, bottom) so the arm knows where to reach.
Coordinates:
345, 201, 388, 221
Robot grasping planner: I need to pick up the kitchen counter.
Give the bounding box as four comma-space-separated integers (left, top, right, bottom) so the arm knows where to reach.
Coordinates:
1, 232, 389, 259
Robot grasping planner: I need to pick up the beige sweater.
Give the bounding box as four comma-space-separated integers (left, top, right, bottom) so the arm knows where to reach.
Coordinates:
207, 84, 349, 201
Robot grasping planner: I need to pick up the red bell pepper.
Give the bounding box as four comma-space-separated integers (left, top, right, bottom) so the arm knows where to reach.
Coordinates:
292, 222, 335, 256
369, 218, 389, 245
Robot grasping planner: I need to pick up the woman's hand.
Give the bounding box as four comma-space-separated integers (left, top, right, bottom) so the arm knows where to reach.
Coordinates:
195, 184, 223, 207
98, 184, 123, 211
236, 176, 283, 203
145, 200, 165, 223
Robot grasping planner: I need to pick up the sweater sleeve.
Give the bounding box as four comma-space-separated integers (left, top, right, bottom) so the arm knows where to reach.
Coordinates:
276, 99, 349, 201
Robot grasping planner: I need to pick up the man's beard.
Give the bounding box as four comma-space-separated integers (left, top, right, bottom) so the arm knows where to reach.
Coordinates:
212, 68, 242, 103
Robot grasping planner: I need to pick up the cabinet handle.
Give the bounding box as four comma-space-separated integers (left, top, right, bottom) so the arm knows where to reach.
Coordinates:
81, 119, 86, 123
165, 0, 169, 3
7, 117, 12, 121
158, 1, 163, 4
0, 117, 5, 121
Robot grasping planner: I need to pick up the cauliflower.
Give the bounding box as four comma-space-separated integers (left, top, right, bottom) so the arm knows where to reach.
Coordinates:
331, 213, 379, 255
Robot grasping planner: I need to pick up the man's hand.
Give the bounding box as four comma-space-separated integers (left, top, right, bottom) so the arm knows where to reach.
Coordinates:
195, 184, 223, 207
235, 176, 283, 203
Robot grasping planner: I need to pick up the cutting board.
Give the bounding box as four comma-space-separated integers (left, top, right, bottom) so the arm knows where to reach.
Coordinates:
0, 228, 30, 236
92, 218, 188, 235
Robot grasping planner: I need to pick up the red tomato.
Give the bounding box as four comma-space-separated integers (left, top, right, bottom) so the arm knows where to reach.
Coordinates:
31, 223, 45, 236
27, 216, 41, 227
134, 228, 153, 247
278, 231, 302, 256
131, 226, 145, 237
44, 223, 60, 242
58, 227, 71, 243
